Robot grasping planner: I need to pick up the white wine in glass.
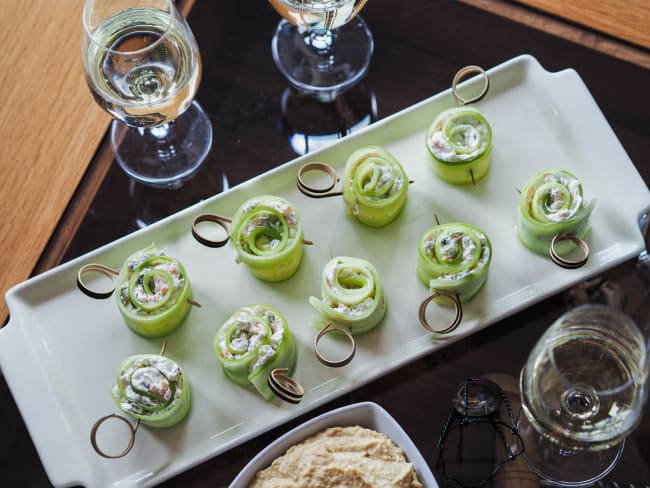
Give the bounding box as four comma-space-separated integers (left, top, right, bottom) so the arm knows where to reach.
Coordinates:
82, 0, 212, 188
269, 0, 373, 101
269, 0, 367, 30
520, 304, 648, 486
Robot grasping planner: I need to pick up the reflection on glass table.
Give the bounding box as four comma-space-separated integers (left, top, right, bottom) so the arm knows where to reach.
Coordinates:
280, 81, 377, 155
128, 172, 229, 229
82, 0, 212, 189
269, 0, 373, 101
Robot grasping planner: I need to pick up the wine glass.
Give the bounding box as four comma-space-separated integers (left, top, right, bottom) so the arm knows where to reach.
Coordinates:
519, 304, 648, 486
269, 0, 374, 102
82, 0, 212, 189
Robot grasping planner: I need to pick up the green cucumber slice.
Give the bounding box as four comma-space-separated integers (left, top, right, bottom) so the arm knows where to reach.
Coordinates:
229, 196, 304, 281
425, 106, 492, 185
342, 146, 409, 227
110, 354, 191, 429
116, 244, 192, 338
516, 169, 596, 256
214, 304, 297, 401
417, 223, 492, 303
309, 256, 386, 335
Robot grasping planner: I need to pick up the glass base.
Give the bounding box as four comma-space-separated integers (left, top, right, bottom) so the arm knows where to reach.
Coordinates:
518, 413, 624, 487
271, 16, 374, 102
111, 100, 213, 189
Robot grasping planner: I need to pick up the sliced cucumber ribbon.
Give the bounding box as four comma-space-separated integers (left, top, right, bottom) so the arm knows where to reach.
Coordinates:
342, 145, 409, 227
426, 106, 492, 185
229, 195, 305, 282
110, 353, 191, 429
116, 243, 193, 338
417, 223, 492, 303
517, 169, 595, 267
214, 304, 299, 402
309, 256, 386, 335
417, 222, 491, 334
128, 266, 174, 312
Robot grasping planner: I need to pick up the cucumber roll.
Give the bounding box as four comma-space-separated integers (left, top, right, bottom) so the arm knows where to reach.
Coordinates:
116, 244, 192, 338
417, 223, 492, 302
230, 196, 304, 281
425, 106, 492, 185
214, 304, 297, 401
309, 256, 386, 335
342, 145, 409, 227
517, 169, 596, 256
111, 354, 191, 429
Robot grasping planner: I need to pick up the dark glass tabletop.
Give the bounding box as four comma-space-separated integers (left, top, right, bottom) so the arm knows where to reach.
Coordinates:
2, 1, 649, 486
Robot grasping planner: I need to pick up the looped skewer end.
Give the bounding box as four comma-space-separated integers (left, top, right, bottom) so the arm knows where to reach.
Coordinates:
418, 292, 463, 334
191, 214, 232, 248
549, 233, 590, 269
90, 414, 140, 459
296, 162, 342, 198
452, 65, 490, 106
313, 323, 356, 367
267, 368, 304, 404
77, 263, 120, 299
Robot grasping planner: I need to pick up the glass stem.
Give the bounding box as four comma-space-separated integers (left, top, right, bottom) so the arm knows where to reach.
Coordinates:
145, 122, 177, 162
148, 122, 173, 140
301, 28, 337, 71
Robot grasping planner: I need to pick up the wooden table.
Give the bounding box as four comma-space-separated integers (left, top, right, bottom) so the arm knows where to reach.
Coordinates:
516, 0, 650, 50
0, 0, 108, 323
1, 0, 649, 486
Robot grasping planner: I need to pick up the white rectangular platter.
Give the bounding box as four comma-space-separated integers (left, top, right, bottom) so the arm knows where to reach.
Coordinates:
2, 55, 649, 487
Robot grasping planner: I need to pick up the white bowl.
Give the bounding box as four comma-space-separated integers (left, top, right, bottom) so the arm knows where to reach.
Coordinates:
229, 401, 439, 487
